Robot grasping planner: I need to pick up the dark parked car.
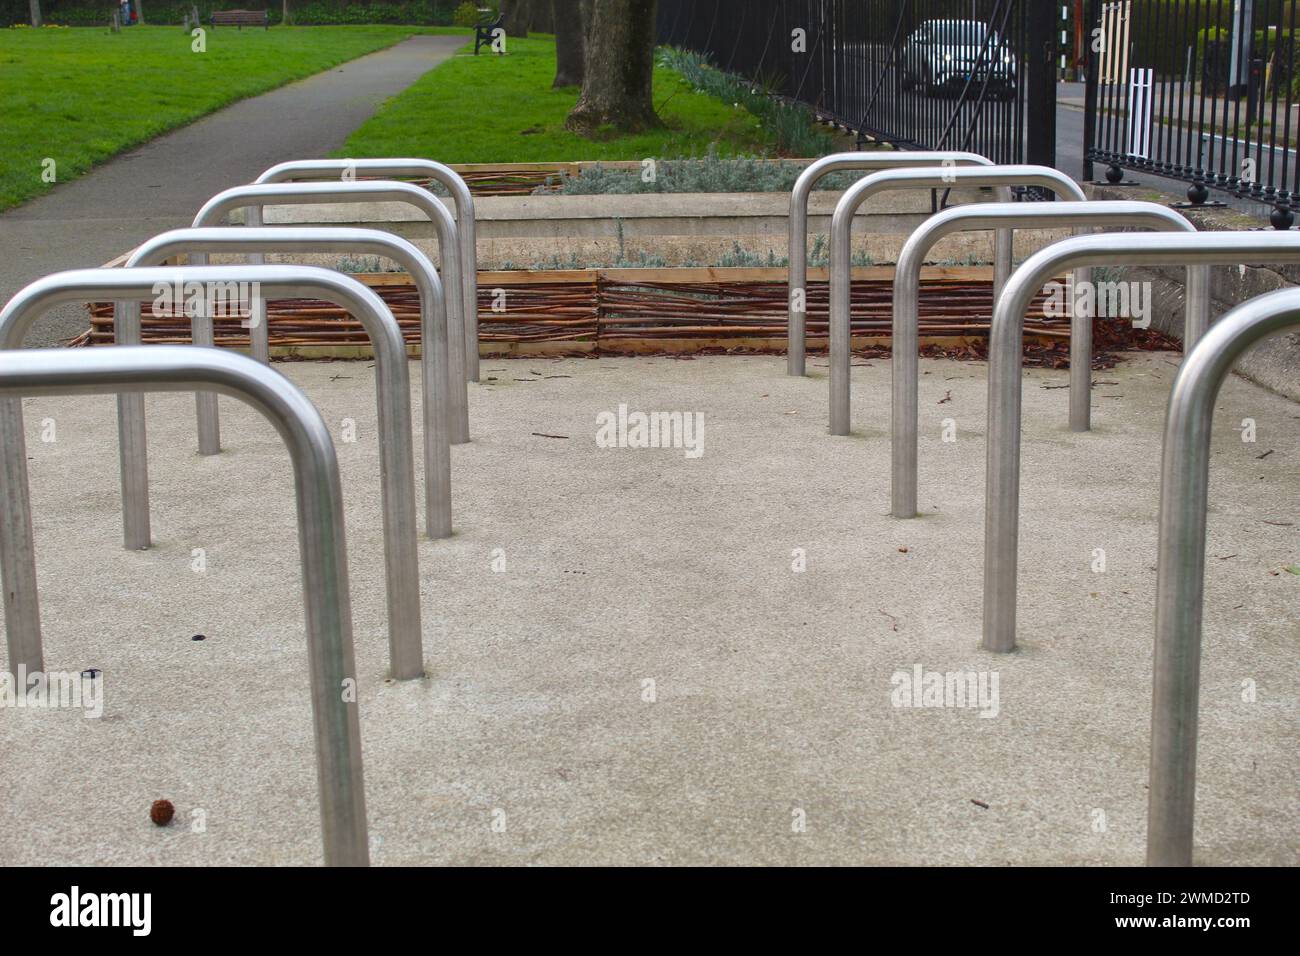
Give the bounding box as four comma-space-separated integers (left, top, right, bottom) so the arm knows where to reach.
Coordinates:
901, 19, 1018, 98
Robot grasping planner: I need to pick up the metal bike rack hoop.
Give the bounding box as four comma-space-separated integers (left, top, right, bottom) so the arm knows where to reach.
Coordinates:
0, 266, 425, 681
982, 231, 1300, 655
828, 165, 1088, 436
255, 159, 480, 384
122, 227, 453, 544
1148, 286, 1300, 866
891, 200, 1211, 518
0, 344, 368, 866
786, 149, 1000, 376
192, 180, 470, 446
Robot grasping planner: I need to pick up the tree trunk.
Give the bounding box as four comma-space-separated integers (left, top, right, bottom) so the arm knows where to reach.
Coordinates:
552, 1, 584, 88
502, 0, 530, 38
134, 0, 144, 24
530, 0, 555, 33
28, 0, 41, 27
282, 0, 293, 24
566, 0, 660, 133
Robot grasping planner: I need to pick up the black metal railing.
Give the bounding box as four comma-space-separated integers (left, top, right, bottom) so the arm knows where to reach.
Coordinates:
657, 0, 1057, 168
1084, 0, 1300, 227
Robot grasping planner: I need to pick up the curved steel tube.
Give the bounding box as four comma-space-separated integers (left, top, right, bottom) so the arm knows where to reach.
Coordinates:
829, 165, 1088, 435
0, 345, 368, 866
123, 228, 453, 543
892, 200, 1210, 518
1148, 287, 1300, 866
787, 150, 999, 376
0, 266, 425, 681
255, 158, 480, 383
193, 180, 470, 445
983, 231, 1300, 654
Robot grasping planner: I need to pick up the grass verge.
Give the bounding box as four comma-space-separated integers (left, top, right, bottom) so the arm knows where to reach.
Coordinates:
0, 25, 463, 211
340, 34, 779, 162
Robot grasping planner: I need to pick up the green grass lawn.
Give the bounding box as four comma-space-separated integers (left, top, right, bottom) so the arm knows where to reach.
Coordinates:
0, 25, 464, 211
341, 35, 776, 162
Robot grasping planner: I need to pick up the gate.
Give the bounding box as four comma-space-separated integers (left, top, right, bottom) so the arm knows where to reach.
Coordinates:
656, 0, 1056, 167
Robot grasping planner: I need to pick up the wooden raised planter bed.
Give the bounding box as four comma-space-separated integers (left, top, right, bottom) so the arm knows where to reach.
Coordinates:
80, 264, 1078, 359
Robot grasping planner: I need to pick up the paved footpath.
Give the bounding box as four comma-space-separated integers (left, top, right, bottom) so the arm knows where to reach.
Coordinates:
1, 34, 464, 346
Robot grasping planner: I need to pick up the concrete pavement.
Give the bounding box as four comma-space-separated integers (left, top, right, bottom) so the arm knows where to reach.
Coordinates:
0, 355, 1294, 865
0, 34, 465, 347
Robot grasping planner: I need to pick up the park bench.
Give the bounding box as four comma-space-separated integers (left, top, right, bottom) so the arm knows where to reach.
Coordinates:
210, 9, 269, 29
474, 10, 504, 55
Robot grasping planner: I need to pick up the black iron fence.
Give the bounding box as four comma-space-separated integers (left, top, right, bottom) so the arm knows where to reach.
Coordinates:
657, 0, 1057, 168
1084, 0, 1300, 227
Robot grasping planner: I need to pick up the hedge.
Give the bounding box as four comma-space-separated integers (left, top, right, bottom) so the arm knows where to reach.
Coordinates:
1122, 1, 1300, 85
1195, 25, 1300, 97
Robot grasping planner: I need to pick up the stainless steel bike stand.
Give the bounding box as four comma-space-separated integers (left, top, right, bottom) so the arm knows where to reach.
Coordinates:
0, 266, 425, 681
787, 149, 1001, 376
892, 200, 1210, 518
828, 165, 1088, 436
255, 158, 481, 384
0, 344, 369, 866
192, 180, 470, 445
983, 231, 1300, 654
1148, 286, 1300, 867
122, 227, 454, 543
